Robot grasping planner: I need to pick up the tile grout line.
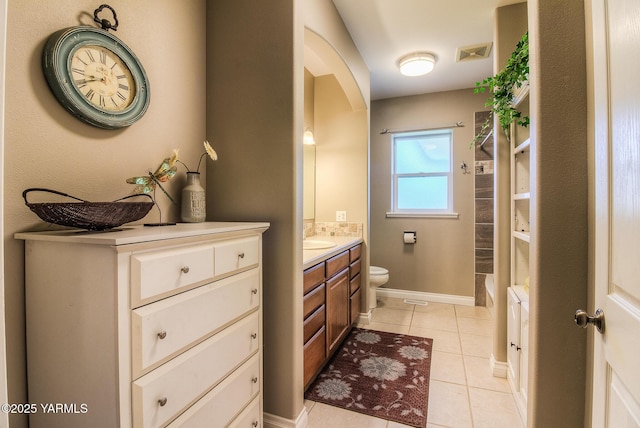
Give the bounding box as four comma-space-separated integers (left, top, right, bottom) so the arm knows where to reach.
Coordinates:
457, 305, 476, 428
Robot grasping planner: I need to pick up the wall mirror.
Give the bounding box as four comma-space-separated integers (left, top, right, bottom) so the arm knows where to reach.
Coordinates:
303, 144, 316, 220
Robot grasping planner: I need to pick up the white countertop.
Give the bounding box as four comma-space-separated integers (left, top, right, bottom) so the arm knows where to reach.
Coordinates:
303, 235, 363, 269
15, 222, 270, 246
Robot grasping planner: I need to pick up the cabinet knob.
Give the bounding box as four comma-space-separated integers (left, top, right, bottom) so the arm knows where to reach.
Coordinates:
157, 331, 167, 340
181, 266, 190, 274
238, 252, 245, 259
251, 333, 257, 339
252, 421, 259, 427
252, 376, 258, 384
251, 288, 258, 295
158, 397, 167, 407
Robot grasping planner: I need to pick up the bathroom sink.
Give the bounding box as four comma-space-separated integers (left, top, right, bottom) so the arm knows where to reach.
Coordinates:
303, 240, 337, 250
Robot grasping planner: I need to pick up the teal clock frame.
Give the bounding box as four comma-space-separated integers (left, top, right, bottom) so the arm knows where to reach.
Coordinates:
42, 26, 150, 130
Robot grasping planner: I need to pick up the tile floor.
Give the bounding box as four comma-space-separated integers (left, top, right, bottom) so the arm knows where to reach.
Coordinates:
304, 296, 524, 428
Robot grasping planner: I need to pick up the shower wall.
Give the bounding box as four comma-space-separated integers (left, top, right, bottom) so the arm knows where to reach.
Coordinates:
474, 111, 494, 306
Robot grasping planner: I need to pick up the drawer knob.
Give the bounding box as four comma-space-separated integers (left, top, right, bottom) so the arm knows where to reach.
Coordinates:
157, 331, 167, 340
252, 376, 258, 384
251, 333, 257, 339
251, 288, 258, 295
252, 421, 259, 427
158, 397, 167, 407
181, 266, 190, 274
238, 252, 245, 259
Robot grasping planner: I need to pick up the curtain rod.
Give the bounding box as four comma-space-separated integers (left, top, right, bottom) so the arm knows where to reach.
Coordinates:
379, 122, 464, 135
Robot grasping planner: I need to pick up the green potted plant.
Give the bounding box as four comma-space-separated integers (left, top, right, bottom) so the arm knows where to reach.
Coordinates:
472, 32, 529, 147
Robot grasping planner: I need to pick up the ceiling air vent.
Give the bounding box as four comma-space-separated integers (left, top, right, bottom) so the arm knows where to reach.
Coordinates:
456, 42, 493, 62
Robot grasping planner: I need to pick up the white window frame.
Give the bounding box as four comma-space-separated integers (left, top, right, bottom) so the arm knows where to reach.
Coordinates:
387, 129, 459, 218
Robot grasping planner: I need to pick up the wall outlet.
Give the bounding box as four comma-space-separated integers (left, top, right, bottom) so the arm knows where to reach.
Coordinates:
336, 211, 347, 222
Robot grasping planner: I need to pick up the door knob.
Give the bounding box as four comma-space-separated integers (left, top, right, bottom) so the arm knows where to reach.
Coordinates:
574, 308, 605, 334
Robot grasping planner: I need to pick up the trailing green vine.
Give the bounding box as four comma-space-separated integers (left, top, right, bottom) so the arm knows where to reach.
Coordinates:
472, 32, 529, 147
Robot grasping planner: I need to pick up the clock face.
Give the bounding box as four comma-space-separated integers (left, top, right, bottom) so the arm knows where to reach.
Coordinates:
70, 45, 135, 112
42, 26, 150, 129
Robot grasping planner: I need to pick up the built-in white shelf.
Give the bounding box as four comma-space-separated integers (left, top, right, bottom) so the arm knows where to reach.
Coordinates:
514, 138, 531, 154
513, 230, 530, 243
513, 192, 531, 201
513, 82, 530, 107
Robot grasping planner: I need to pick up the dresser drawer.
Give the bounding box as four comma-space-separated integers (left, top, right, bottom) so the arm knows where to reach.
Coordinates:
303, 283, 325, 319
214, 236, 259, 277
131, 244, 215, 306
165, 354, 260, 428
303, 305, 325, 344
228, 396, 260, 428
133, 312, 260, 428
132, 269, 260, 377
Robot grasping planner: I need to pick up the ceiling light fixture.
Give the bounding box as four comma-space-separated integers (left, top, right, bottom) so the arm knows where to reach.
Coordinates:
398, 52, 436, 77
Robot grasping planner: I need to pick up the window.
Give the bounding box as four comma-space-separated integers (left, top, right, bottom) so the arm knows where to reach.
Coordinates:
390, 129, 455, 217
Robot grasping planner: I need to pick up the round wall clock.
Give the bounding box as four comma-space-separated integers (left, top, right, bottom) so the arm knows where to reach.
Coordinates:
42, 24, 150, 129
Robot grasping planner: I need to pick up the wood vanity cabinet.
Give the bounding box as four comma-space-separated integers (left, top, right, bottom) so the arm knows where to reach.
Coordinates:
16, 223, 268, 428
303, 242, 362, 389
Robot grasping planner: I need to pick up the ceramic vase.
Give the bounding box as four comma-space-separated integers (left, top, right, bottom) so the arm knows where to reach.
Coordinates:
181, 172, 206, 222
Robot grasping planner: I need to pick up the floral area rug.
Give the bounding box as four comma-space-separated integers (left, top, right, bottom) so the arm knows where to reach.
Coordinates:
305, 328, 433, 428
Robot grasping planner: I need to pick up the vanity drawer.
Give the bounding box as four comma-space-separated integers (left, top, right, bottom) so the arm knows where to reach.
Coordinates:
349, 272, 361, 295
350, 286, 362, 325
133, 313, 260, 428
132, 269, 260, 377
350, 244, 362, 263
214, 236, 259, 278
303, 305, 325, 344
326, 251, 349, 278
165, 354, 260, 428
303, 283, 325, 318
303, 326, 326, 389
131, 244, 215, 307
350, 258, 361, 279
304, 263, 325, 294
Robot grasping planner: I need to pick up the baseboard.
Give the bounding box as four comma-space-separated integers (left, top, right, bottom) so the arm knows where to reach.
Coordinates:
490, 353, 508, 378
355, 310, 372, 325
376, 287, 475, 306
263, 407, 308, 428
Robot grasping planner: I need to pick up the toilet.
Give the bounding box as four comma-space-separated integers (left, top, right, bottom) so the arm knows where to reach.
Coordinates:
369, 266, 389, 309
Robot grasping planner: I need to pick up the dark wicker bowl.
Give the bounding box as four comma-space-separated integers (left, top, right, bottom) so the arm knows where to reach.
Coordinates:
23, 188, 154, 231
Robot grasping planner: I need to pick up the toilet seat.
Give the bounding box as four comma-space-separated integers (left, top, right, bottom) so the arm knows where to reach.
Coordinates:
370, 266, 388, 276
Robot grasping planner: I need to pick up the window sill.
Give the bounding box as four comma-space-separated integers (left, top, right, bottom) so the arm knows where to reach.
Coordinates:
386, 212, 460, 219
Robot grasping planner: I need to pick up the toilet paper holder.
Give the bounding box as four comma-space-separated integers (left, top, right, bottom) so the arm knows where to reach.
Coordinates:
403, 231, 417, 244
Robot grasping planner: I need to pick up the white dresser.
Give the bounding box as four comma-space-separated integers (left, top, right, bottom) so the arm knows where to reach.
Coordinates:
16, 222, 269, 428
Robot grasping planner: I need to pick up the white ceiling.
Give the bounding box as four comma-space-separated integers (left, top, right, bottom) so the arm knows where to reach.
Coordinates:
331, 0, 524, 100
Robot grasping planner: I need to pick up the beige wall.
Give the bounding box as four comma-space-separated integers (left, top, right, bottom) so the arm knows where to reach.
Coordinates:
314, 74, 368, 225
527, 0, 588, 425
4, 1, 206, 426
492, 1, 528, 367
206, 0, 301, 419
205, 0, 368, 423
370, 89, 487, 298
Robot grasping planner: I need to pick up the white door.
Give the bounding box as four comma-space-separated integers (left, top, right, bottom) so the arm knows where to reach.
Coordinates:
589, 0, 640, 426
